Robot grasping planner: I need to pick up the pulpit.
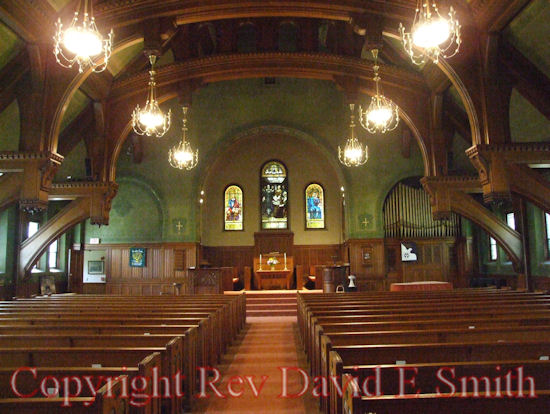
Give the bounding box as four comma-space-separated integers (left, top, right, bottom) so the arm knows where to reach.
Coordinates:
253, 253, 294, 289
322, 264, 350, 293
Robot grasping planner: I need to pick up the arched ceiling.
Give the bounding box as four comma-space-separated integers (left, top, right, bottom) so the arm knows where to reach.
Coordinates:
1, 0, 549, 181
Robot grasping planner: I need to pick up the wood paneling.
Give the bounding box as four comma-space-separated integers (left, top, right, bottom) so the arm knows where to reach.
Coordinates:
85, 242, 198, 295
346, 238, 458, 291
254, 231, 294, 256
401, 238, 457, 284
346, 239, 386, 291
201, 246, 254, 279
293, 244, 342, 270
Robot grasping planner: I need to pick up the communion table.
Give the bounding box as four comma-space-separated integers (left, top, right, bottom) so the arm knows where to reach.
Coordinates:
253, 255, 294, 289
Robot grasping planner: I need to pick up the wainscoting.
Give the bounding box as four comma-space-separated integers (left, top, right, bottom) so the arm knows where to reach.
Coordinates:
83, 238, 466, 294
84, 242, 198, 295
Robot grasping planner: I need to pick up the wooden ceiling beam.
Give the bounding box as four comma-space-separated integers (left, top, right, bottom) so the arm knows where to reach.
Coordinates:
79, 70, 114, 101
500, 40, 550, 121
0, 0, 55, 43
93, 0, 416, 29
109, 52, 428, 102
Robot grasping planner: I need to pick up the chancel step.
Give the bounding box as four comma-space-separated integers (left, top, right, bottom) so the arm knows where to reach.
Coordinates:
245, 291, 298, 317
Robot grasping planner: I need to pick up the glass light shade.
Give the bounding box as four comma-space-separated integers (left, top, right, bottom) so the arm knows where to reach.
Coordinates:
339, 104, 368, 167
169, 141, 198, 170
53, 10, 113, 73
138, 106, 165, 129
339, 138, 368, 167
359, 96, 399, 134
345, 146, 364, 162
63, 26, 103, 57
412, 18, 451, 49
399, 1, 461, 65
366, 106, 393, 126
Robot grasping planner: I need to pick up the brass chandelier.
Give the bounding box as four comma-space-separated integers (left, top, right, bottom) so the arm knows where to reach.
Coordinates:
132, 55, 171, 138
53, 0, 113, 73
399, 0, 461, 65
168, 107, 199, 170
359, 49, 399, 134
339, 104, 368, 167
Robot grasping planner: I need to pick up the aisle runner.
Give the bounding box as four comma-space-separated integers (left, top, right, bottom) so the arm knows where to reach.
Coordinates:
193, 316, 320, 413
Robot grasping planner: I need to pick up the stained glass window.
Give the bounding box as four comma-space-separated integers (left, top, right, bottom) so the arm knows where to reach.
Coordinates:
261, 161, 288, 230
224, 185, 243, 231
305, 183, 325, 229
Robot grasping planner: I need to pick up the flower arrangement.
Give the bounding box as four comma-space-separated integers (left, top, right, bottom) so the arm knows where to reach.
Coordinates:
267, 257, 279, 266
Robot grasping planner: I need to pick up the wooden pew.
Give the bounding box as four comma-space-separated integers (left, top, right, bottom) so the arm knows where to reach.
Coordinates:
325, 340, 550, 414
0, 346, 173, 414
0, 333, 196, 412
332, 357, 550, 414
0, 375, 129, 414
342, 375, 550, 414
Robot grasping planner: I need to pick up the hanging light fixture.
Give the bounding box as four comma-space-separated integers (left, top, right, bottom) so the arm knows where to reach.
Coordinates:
53, 0, 113, 73
359, 49, 399, 134
339, 104, 368, 167
168, 107, 199, 170
399, 0, 461, 65
132, 55, 171, 138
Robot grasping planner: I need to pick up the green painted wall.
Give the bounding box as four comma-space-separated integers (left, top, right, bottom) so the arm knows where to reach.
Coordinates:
0, 100, 20, 151
509, 89, 550, 143
85, 177, 164, 243
55, 139, 88, 181
505, 0, 550, 79
0, 206, 17, 285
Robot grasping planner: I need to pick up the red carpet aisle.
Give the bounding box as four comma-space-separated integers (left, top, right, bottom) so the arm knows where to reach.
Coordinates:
192, 316, 321, 413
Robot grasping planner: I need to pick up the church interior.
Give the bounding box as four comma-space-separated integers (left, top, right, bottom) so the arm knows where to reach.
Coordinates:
0, 0, 550, 412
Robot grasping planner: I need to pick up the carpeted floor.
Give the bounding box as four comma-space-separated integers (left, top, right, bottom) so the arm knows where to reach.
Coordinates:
192, 316, 321, 413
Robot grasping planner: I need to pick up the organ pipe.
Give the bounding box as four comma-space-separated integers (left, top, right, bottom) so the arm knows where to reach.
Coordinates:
383, 182, 459, 239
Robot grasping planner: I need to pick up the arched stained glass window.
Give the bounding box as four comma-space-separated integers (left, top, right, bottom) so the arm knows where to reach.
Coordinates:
260, 160, 288, 230
305, 183, 325, 229
224, 185, 243, 231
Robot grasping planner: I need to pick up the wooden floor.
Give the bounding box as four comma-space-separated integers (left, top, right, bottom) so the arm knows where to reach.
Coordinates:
192, 315, 321, 413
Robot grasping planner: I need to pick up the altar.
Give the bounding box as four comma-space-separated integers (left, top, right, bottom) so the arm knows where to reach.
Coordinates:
253, 253, 294, 289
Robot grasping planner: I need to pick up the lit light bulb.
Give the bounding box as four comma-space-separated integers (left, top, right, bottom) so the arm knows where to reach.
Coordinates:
63, 26, 102, 57
139, 109, 164, 129
412, 18, 451, 49
366, 107, 393, 126
345, 147, 363, 161
174, 150, 193, 163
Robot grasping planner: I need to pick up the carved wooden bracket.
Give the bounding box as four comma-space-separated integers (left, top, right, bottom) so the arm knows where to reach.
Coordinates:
0, 151, 64, 213
467, 143, 550, 209
50, 181, 119, 226
18, 181, 119, 280
421, 176, 523, 270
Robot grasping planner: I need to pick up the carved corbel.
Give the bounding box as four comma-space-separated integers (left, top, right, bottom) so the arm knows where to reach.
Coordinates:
90, 182, 119, 225
466, 145, 511, 203
0, 151, 64, 213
